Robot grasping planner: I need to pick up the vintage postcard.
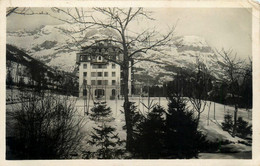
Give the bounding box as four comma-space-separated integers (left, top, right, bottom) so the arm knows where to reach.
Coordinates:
0, 0, 259, 166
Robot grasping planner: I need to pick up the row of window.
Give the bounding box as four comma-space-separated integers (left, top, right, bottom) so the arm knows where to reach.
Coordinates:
83, 72, 116, 77
94, 89, 117, 96
80, 55, 104, 61
92, 64, 107, 69
83, 89, 117, 97
83, 80, 117, 86
83, 63, 116, 69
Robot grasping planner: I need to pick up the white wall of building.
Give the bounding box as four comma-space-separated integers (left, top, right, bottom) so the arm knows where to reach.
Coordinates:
79, 60, 132, 99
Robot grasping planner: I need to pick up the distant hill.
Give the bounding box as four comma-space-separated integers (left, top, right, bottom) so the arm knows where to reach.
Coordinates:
6, 44, 78, 95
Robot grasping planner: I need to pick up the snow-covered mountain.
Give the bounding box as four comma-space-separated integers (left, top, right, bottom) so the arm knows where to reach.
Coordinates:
133, 35, 223, 84
7, 24, 223, 84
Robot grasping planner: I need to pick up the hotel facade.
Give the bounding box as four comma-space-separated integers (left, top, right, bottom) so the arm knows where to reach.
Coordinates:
76, 41, 133, 100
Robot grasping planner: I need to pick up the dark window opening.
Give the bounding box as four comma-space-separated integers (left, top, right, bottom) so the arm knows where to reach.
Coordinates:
112, 89, 116, 96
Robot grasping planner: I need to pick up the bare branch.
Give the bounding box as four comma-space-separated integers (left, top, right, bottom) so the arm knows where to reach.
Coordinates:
6, 7, 19, 17
129, 27, 175, 58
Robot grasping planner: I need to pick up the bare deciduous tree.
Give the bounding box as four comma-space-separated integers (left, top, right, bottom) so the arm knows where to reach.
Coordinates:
48, 7, 175, 151
6, 7, 48, 17
216, 48, 245, 136
187, 58, 212, 128
6, 92, 86, 159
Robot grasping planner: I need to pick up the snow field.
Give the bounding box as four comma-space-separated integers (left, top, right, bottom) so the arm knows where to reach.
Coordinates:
5, 92, 252, 158
75, 97, 252, 145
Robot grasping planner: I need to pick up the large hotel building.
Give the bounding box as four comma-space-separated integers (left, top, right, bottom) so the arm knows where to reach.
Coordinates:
76, 41, 133, 100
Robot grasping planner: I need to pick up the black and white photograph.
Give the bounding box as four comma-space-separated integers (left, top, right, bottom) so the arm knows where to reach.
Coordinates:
2, 0, 260, 164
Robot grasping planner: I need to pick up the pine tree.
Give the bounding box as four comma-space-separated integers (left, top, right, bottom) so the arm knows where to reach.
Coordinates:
165, 96, 206, 158
89, 102, 114, 122
86, 102, 124, 159
122, 102, 143, 131
133, 105, 166, 158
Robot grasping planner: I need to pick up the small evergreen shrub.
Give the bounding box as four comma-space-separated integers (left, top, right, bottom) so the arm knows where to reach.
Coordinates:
236, 117, 252, 139
222, 113, 252, 139
222, 112, 233, 133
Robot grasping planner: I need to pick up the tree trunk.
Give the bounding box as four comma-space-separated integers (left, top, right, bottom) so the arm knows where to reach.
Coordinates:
122, 64, 133, 152
196, 112, 201, 130
214, 102, 216, 120
207, 102, 211, 126
232, 104, 238, 137
231, 92, 238, 137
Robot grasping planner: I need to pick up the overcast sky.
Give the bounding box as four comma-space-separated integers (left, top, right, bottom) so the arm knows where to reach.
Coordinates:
7, 8, 252, 60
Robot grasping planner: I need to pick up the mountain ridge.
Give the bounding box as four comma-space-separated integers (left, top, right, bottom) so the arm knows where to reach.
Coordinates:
7, 24, 224, 84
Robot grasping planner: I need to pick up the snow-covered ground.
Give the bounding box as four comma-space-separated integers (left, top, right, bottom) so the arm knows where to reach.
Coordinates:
74, 97, 252, 159
6, 91, 252, 159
